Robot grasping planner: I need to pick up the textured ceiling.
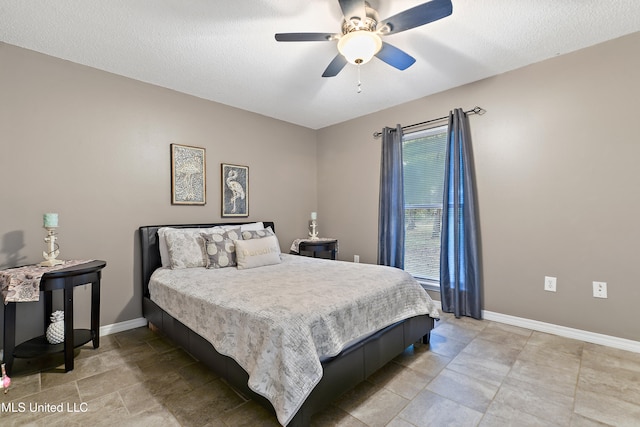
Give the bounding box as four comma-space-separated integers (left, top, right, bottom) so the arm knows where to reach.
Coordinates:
1, 0, 639, 129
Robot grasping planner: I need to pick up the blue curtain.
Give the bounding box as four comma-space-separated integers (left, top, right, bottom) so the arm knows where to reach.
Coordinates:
440, 109, 482, 319
377, 125, 405, 268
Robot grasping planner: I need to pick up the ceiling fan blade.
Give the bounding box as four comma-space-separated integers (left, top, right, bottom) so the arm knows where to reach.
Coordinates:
338, 0, 367, 22
379, 0, 452, 35
375, 42, 416, 70
322, 54, 348, 77
275, 33, 337, 42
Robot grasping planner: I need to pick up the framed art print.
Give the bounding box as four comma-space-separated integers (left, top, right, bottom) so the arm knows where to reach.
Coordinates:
171, 144, 206, 205
221, 163, 248, 217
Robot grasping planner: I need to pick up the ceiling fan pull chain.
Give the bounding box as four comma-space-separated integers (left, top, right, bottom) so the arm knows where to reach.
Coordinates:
357, 63, 362, 93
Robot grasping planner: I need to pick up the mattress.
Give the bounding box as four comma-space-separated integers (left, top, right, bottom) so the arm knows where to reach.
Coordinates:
149, 254, 439, 425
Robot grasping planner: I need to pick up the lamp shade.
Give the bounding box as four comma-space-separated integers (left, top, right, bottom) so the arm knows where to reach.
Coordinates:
337, 31, 382, 65
43, 213, 59, 228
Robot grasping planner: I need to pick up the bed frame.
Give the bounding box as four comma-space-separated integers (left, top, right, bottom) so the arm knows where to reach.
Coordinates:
139, 222, 434, 426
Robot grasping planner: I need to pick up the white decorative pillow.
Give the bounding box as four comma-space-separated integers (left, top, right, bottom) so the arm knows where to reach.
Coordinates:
220, 222, 264, 232
158, 226, 225, 267
158, 227, 175, 267
202, 228, 242, 268
235, 235, 281, 270
240, 222, 265, 231
163, 228, 208, 269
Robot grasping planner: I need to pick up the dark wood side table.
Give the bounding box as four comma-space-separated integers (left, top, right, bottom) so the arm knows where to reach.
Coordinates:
3, 260, 106, 374
296, 239, 338, 260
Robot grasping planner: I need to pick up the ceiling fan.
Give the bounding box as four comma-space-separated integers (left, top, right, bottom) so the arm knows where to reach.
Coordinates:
275, 0, 453, 77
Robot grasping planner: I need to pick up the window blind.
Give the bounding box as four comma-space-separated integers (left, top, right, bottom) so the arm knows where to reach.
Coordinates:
403, 125, 447, 281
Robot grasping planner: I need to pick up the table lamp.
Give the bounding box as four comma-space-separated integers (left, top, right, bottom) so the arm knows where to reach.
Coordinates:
38, 213, 64, 267
309, 212, 319, 240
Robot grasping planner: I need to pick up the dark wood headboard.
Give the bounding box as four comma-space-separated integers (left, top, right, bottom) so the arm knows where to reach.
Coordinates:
138, 221, 275, 297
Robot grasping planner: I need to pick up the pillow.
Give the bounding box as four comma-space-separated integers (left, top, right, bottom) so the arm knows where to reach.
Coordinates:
240, 222, 265, 231
202, 228, 242, 268
220, 222, 264, 232
235, 235, 281, 270
163, 228, 208, 269
158, 227, 175, 267
158, 226, 225, 267
241, 227, 274, 240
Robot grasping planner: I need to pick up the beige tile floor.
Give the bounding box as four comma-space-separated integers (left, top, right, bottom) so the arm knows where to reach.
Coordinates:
2, 313, 640, 426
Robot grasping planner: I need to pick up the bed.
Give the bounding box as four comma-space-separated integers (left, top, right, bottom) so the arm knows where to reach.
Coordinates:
139, 221, 438, 426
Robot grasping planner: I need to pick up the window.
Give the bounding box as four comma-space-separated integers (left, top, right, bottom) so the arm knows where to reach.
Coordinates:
403, 125, 448, 283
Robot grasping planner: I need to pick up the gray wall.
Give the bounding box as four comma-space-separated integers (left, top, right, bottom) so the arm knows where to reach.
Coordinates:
0, 43, 317, 345
316, 32, 640, 341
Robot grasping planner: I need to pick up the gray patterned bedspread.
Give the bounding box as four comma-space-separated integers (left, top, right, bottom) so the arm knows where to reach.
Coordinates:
149, 254, 439, 426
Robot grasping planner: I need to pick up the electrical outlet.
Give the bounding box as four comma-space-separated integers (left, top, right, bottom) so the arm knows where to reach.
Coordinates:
544, 276, 557, 292
354, 255, 360, 263
593, 281, 607, 298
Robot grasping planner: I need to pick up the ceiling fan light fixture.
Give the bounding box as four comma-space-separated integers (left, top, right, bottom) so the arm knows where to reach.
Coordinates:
337, 30, 382, 65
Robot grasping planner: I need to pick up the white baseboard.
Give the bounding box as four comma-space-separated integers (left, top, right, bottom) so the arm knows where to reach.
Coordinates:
482, 310, 640, 354
431, 301, 640, 353
99, 317, 147, 336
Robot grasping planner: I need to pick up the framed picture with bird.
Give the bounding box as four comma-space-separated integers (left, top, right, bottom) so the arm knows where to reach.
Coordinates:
221, 163, 248, 217
171, 144, 206, 205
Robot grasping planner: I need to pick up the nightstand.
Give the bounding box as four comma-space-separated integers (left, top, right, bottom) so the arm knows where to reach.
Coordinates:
291, 239, 338, 260
1, 260, 105, 374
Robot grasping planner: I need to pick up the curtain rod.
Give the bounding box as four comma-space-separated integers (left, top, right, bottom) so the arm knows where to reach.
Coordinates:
373, 106, 486, 138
